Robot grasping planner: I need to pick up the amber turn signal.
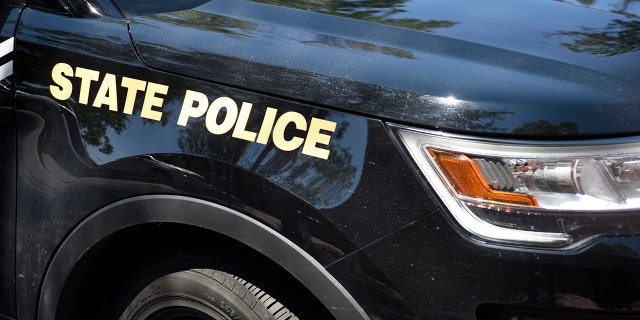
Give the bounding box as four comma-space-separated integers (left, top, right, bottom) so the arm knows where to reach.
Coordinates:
428, 148, 539, 207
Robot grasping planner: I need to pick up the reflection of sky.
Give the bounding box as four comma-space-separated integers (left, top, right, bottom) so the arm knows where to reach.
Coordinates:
561, 0, 640, 15
153, 0, 638, 95
340, 0, 638, 27
387, 0, 640, 134
137, 4, 632, 107
130, 0, 640, 137
397, 0, 631, 52
275, 0, 639, 81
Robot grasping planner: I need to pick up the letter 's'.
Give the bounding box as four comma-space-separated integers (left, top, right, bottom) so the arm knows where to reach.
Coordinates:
50, 62, 74, 101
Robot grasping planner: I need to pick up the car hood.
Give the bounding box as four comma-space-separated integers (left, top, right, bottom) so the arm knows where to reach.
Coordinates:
128, 0, 640, 137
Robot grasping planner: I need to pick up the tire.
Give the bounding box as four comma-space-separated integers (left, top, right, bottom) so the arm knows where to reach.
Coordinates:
119, 269, 297, 320
113, 251, 301, 320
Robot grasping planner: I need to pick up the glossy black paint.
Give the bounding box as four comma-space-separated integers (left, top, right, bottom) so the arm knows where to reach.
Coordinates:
0, 5, 20, 318
40, 196, 367, 320
2, 0, 640, 320
331, 211, 640, 319
129, 0, 640, 138
13, 5, 435, 319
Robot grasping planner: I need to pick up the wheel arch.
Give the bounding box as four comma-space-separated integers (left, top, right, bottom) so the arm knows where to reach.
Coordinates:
37, 195, 369, 320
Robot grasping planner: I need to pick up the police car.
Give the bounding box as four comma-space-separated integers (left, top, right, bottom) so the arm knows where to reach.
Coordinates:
1, 0, 639, 319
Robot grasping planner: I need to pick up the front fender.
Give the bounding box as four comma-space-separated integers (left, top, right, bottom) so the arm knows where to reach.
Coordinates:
38, 195, 369, 320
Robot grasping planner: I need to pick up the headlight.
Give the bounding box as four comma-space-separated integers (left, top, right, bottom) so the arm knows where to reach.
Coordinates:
392, 124, 640, 250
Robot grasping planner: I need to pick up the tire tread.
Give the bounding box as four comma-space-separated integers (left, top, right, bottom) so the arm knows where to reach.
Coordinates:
190, 268, 298, 320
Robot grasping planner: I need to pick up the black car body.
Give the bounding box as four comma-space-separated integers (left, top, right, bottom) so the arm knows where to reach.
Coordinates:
1, 0, 640, 319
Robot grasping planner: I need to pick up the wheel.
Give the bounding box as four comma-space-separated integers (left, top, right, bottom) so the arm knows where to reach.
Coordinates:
112, 251, 301, 320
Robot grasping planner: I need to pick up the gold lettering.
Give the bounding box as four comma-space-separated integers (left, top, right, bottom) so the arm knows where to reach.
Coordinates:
256, 107, 278, 144
121, 77, 147, 115
48, 62, 338, 160
50, 63, 74, 101
302, 117, 336, 160
92, 73, 118, 111
75, 67, 100, 105
206, 97, 238, 135
140, 82, 168, 121
177, 90, 209, 126
272, 111, 306, 151
232, 102, 257, 142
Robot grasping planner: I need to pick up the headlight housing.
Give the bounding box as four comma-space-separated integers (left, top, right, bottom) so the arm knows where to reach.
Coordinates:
392, 124, 640, 250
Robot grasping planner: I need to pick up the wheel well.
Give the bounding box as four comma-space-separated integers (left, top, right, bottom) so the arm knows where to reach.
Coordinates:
57, 222, 333, 319
38, 195, 369, 320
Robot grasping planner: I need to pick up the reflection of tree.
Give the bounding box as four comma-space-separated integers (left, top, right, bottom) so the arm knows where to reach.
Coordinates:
146, 9, 415, 59
611, 0, 640, 18
437, 109, 514, 132
251, 0, 457, 32
17, 17, 171, 156
413, 96, 514, 132
263, 120, 357, 207
513, 120, 579, 135
177, 109, 361, 208
73, 105, 129, 154
305, 34, 414, 59
577, 0, 596, 6
145, 10, 258, 38
556, 19, 640, 56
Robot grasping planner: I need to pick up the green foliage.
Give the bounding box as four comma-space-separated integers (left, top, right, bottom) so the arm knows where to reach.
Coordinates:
559, 19, 640, 56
